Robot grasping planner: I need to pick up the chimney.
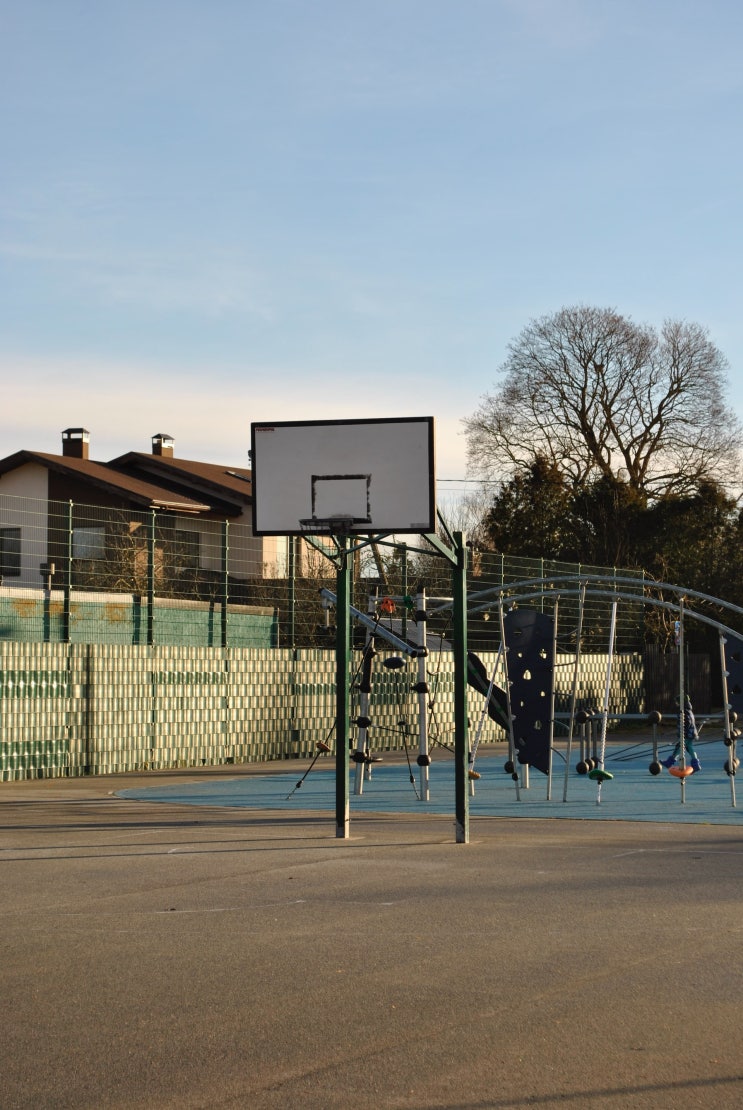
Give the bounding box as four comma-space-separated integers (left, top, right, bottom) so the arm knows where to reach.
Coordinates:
61, 428, 90, 460
152, 433, 174, 458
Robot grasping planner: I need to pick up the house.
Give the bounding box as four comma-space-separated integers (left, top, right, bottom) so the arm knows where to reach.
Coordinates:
0, 428, 287, 592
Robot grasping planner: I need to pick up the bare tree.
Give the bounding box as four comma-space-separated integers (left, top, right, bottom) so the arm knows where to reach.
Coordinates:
464, 306, 741, 499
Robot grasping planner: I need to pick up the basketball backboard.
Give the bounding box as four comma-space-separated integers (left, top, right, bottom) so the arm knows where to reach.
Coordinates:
250, 417, 436, 536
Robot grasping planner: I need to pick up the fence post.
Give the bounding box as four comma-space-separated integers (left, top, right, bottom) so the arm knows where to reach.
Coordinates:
147, 510, 156, 646
221, 520, 229, 649
63, 501, 72, 643
400, 542, 408, 642
288, 537, 296, 649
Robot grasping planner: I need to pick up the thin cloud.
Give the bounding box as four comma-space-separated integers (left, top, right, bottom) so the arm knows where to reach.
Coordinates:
0, 238, 274, 320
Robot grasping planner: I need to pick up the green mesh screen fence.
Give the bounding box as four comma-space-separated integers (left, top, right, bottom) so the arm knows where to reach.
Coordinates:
0, 642, 644, 781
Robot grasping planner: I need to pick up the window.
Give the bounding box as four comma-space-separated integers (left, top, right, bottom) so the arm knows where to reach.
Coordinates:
73, 526, 106, 560
0, 527, 21, 577
174, 529, 200, 569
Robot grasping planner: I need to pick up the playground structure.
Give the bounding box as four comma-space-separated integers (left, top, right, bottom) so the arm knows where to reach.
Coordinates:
318, 573, 743, 820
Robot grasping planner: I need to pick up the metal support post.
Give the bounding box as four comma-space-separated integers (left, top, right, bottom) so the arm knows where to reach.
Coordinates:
719, 632, 737, 807
336, 536, 352, 838
452, 531, 469, 844
416, 588, 430, 801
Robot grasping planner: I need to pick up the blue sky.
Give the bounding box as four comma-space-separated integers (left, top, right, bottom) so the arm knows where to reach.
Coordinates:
2, 0, 742, 506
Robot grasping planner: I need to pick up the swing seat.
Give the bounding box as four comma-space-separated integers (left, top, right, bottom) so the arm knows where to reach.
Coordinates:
588, 768, 613, 783
669, 765, 694, 778
468, 769, 481, 780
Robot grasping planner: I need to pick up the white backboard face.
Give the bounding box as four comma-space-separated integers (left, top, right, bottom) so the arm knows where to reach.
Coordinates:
250, 417, 436, 536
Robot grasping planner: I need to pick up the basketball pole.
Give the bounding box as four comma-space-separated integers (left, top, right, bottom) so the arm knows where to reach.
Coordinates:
335, 534, 352, 839
452, 531, 470, 843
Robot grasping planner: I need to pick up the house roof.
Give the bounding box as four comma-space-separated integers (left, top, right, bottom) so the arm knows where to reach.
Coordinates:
108, 452, 253, 513
0, 451, 211, 513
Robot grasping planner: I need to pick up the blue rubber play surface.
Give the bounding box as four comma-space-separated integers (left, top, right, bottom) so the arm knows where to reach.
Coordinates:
119, 738, 743, 825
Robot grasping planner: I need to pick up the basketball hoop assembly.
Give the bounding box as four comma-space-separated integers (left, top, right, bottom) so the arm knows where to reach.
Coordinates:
250, 417, 435, 537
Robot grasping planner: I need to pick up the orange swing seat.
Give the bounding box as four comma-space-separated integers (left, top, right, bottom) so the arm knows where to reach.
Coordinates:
669, 765, 694, 778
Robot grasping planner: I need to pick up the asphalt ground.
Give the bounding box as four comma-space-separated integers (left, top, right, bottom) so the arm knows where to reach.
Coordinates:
2, 757, 743, 1109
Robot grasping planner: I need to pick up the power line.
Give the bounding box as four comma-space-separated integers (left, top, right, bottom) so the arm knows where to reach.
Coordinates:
436, 477, 500, 486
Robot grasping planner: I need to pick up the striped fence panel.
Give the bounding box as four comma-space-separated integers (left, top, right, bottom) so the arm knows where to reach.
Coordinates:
1, 643, 645, 781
